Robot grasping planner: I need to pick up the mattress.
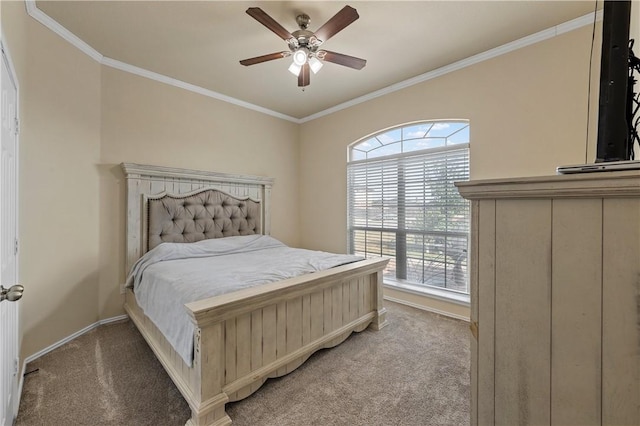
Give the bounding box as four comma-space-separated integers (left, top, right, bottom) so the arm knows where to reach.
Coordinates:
126, 235, 363, 366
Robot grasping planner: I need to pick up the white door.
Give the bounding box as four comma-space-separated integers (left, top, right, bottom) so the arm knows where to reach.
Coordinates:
0, 42, 20, 426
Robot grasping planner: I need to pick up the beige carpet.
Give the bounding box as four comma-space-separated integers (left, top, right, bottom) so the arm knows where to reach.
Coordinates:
17, 301, 470, 425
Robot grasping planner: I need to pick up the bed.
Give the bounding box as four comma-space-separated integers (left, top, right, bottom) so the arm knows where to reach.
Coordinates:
121, 163, 389, 426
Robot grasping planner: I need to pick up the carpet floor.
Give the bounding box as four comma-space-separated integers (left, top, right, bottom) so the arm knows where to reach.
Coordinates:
16, 301, 470, 425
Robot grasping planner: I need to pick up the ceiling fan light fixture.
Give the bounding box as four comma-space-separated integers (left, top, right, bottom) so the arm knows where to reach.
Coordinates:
292, 48, 309, 66
308, 56, 323, 74
241, 6, 366, 87
288, 62, 302, 76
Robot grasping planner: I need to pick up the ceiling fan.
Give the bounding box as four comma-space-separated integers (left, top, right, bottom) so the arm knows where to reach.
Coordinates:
239, 5, 366, 88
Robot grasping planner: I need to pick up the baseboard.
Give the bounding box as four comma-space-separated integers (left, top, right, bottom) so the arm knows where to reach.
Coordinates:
384, 295, 470, 322
23, 314, 129, 365
15, 314, 129, 420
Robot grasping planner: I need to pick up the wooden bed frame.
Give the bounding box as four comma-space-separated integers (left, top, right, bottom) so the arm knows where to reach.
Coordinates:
121, 163, 388, 425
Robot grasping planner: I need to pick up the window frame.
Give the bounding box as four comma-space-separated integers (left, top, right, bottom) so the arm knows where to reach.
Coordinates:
347, 121, 470, 301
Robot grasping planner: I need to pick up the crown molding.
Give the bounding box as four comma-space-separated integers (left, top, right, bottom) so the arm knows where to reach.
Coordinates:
25, 0, 103, 62
24, 0, 300, 123
100, 57, 300, 123
299, 10, 602, 123
25, 0, 601, 124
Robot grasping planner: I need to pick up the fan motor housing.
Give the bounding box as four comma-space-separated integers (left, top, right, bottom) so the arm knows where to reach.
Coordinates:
291, 29, 317, 47
296, 13, 311, 29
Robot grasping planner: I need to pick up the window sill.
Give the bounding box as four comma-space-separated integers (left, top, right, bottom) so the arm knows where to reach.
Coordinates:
383, 280, 470, 307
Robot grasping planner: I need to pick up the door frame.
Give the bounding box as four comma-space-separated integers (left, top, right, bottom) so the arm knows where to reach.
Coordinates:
1, 34, 22, 425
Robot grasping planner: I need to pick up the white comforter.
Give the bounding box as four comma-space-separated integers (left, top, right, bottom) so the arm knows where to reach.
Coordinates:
126, 235, 363, 366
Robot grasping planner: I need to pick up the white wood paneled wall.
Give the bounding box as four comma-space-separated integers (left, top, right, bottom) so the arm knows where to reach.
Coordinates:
457, 171, 640, 426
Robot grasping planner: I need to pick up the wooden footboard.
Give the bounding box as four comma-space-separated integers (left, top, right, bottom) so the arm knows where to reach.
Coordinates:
125, 257, 388, 426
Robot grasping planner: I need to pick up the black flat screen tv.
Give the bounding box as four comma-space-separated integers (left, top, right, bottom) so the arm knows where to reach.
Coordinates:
596, 0, 632, 162
596, 0, 633, 163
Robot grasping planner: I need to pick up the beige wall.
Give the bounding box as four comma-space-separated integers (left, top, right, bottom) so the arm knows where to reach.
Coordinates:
298, 26, 599, 316
2, 2, 299, 358
3, 2, 102, 358
98, 67, 299, 319
298, 26, 598, 254
0, 1, 621, 357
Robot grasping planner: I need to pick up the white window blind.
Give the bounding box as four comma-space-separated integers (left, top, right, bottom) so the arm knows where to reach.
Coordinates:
348, 145, 470, 294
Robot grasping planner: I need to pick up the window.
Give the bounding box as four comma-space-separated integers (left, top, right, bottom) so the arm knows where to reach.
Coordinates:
347, 121, 470, 296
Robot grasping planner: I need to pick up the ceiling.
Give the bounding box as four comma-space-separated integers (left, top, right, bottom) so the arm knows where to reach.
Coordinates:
36, 1, 597, 120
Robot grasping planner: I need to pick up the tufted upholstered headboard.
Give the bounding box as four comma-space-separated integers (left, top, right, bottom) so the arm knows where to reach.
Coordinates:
147, 188, 261, 250
121, 163, 274, 277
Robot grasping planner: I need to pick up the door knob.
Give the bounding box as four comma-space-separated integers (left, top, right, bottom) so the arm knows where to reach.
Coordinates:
1, 284, 24, 302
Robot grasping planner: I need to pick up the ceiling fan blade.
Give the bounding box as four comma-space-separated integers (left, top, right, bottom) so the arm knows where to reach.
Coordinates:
298, 63, 310, 87
319, 50, 366, 70
314, 6, 359, 43
246, 8, 293, 41
240, 52, 289, 66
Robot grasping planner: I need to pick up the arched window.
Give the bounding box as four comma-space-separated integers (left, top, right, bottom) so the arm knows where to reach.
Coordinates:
347, 121, 470, 295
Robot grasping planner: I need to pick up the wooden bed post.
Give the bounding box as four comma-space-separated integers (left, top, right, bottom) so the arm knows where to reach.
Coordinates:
369, 269, 388, 331
187, 322, 231, 426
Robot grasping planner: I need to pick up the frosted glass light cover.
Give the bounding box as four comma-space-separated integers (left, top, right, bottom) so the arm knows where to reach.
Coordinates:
288, 62, 302, 76
292, 48, 308, 66
309, 56, 323, 74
